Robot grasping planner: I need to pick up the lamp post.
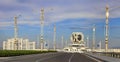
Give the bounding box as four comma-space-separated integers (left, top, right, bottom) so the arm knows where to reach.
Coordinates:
92, 25, 96, 51
53, 25, 56, 50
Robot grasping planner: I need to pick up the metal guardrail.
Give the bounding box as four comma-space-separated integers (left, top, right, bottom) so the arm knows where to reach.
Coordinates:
91, 52, 120, 58
92, 49, 120, 58
94, 49, 120, 52
85, 52, 120, 62
102, 52, 120, 58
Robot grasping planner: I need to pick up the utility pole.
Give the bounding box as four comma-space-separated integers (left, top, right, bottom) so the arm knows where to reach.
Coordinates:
40, 8, 44, 50
14, 16, 18, 50
105, 5, 109, 52
53, 25, 56, 50
92, 25, 96, 51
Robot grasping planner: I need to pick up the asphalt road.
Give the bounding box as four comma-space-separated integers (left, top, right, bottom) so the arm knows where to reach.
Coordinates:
0, 52, 105, 62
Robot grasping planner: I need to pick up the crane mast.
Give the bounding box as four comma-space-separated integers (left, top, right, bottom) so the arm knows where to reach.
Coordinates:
40, 8, 44, 50
14, 16, 18, 50
105, 5, 109, 52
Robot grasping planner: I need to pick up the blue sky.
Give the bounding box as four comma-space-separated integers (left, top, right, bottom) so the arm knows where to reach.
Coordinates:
0, 0, 120, 48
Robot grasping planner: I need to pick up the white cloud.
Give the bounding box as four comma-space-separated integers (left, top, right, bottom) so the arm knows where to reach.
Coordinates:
18, 20, 40, 25
0, 21, 13, 27
0, 0, 120, 28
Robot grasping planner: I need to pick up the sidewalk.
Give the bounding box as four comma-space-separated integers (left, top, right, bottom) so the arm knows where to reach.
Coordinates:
86, 53, 120, 62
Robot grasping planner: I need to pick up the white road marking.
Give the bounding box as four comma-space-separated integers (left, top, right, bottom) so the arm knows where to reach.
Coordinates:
35, 53, 63, 62
69, 54, 74, 62
0, 57, 11, 59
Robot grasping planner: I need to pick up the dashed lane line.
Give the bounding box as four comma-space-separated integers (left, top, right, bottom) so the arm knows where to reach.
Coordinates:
69, 54, 74, 62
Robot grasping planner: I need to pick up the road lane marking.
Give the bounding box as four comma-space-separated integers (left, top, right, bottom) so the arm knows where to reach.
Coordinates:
35, 53, 63, 62
84, 54, 102, 62
0, 57, 11, 59
69, 54, 74, 62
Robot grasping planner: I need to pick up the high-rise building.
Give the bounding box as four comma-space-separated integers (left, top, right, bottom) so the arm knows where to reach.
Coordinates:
3, 38, 36, 50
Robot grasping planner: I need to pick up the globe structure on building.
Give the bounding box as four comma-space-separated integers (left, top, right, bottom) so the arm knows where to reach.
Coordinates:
71, 32, 84, 44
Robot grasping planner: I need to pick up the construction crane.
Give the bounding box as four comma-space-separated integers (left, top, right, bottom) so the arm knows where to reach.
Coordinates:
105, 5, 109, 52
40, 8, 44, 50
39, 8, 54, 50
14, 16, 18, 50
94, 0, 120, 51
13, 15, 22, 50
104, 5, 120, 52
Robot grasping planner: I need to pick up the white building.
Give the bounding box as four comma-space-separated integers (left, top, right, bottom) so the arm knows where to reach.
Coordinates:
3, 38, 36, 50
63, 32, 86, 53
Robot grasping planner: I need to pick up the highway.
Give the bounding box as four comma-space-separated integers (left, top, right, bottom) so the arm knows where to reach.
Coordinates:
0, 52, 106, 62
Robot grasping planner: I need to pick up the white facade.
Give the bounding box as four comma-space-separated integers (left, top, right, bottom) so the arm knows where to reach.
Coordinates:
63, 32, 85, 53
3, 38, 36, 50
64, 44, 86, 53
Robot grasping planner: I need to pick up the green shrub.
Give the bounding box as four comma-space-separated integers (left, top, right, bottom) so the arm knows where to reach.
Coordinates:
0, 50, 57, 57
